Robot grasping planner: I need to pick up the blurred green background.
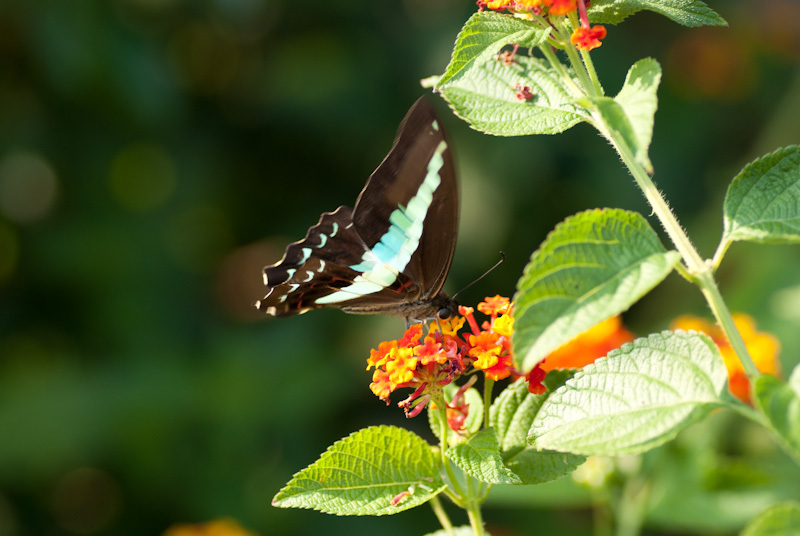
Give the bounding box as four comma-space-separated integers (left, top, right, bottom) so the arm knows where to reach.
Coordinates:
1, 1, 799, 535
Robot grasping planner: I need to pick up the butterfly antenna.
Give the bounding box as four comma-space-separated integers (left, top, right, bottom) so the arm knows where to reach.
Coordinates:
452, 252, 505, 300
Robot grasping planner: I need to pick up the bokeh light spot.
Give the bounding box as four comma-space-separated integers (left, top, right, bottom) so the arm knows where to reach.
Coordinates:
0, 152, 59, 224
50, 467, 121, 534
109, 142, 177, 211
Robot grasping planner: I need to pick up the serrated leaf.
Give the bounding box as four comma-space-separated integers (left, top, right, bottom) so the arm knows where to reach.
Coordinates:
440, 55, 589, 136
530, 331, 729, 455
512, 208, 680, 373
611, 58, 661, 173
429, 385, 484, 447
588, 0, 726, 27
446, 428, 521, 484
723, 146, 800, 245
489, 372, 585, 484
437, 11, 550, 89
273, 426, 445, 516
740, 501, 800, 536
753, 370, 800, 462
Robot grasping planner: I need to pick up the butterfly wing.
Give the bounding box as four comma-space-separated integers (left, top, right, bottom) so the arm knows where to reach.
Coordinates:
352, 97, 458, 305
257, 98, 458, 319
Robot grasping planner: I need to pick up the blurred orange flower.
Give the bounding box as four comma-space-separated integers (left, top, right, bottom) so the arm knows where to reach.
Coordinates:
541, 316, 634, 371
671, 314, 781, 403
525, 316, 633, 393
163, 518, 258, 536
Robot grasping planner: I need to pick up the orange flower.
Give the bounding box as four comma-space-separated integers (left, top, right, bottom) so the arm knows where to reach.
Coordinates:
515, 0, 543, 9
671, 314, 781, 403
398, 324, 423, 347
478, 295, 512, 316
483, 352, 514, 381
367, 340, 397, 370
469, 331, 503, 369
370, 368, 395, 399
414, 335, 447, 366
385, 346, 418, 385
570, 25, 607, 51
545, 0, 576, 16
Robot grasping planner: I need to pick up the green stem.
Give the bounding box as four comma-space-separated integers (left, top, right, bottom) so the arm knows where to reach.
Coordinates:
465, 477, 487, 536
429, 495, 456, 536
483, 378, 494, 429
435, 398, 466, 500
613, 469, 651, 536
592, 112, 760, 379
554, 19, 598, 97
538, 44, 584, 98
567, 11, 604, 96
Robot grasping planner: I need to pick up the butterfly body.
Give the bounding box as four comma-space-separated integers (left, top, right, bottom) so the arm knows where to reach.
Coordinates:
256, 98, 458, 323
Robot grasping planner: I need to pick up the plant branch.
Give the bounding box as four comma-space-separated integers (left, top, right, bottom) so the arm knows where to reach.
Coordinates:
592, 111, 760, 379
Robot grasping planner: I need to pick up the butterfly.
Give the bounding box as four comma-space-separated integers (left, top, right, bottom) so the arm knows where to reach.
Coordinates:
255, 97, 459, 324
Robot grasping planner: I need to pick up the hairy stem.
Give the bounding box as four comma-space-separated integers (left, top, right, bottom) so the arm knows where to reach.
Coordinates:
592, 112, 759, 379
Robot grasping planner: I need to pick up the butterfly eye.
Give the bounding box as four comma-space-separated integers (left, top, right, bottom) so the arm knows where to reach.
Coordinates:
438, 307, 452, 320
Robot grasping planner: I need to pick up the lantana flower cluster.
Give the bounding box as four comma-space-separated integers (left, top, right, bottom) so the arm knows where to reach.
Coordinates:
478, 0, 607, 51
367, 296, 515, 417
671, 313, 781, 403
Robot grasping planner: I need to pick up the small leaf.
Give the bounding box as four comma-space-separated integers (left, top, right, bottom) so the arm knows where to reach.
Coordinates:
588, 0, 727, 27
437, 11, 550, 88
753, 369, 800, 462
440, 55, 589, 136
531, 331, 729, 455
446, 428, 521, 484
612, 58, 662, 173
723, 146, 800, 245
740, 501, 800, 536
490, 372, 585, 484
513, 209, 680, 373
273, 426, 445, 516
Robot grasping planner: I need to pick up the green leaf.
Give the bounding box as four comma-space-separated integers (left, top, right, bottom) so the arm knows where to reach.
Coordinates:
440, 55, 589, 136
611, 58, 661, 173
512, 208, 680, 373
753, 368, 800, 462
429, 385, 484, 447
489, 372, 585, 484
437, 11, 550, 89
588, 0, 727, 27
723, 146, 800, 245
741, 501, 800, 536
530, 331, 729, 455
446, 428, 521, 484
273, 426, 445, 515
